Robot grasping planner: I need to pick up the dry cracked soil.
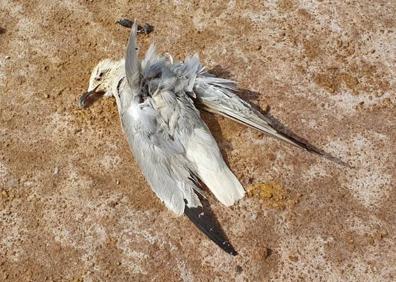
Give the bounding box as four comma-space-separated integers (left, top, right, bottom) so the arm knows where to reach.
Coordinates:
1, 0, 395, 281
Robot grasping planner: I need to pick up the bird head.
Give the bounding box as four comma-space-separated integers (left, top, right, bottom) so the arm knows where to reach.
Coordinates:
79, 59, 123, 108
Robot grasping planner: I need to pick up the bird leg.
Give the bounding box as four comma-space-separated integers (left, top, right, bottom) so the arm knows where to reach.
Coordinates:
116, 18, 154, 34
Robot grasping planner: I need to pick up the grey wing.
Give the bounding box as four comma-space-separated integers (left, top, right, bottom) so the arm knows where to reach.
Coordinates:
118, 21, 241, 254
122, 23, 202, 215
193, 73, 325, 154
121, 97, 242, 255
121, 101, 201, 216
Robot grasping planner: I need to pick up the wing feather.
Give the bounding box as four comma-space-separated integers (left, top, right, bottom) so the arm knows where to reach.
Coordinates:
184, 200, 238, 256
194, 75, 326, 155
122, 103, 201, 215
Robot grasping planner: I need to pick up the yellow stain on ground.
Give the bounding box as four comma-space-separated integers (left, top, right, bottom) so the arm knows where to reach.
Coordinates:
247, 182, 288, 209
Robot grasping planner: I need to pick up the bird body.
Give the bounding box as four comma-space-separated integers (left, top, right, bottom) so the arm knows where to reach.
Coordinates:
113, 26, 245, 215
80, 23, 247, 254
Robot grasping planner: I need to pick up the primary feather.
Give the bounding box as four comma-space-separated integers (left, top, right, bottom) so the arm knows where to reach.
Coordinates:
193, 73, 325, 155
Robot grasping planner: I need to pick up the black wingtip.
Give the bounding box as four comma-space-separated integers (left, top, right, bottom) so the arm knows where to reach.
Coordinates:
184, 203, 238, 256
255, 112, 352, 167
276, 130, 352, 168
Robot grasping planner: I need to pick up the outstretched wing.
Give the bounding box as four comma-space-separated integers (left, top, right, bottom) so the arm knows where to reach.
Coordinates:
193, 74, 325, 155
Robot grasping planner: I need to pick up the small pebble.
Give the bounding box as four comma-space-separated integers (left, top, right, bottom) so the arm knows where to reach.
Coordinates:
53, 167, 59, 175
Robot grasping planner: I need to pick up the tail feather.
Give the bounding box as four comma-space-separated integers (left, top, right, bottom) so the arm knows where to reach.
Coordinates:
198, 165, 245, 207
186, 128, 245, 207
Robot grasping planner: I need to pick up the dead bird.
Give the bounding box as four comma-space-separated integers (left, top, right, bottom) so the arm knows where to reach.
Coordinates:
80, 21, 345, 255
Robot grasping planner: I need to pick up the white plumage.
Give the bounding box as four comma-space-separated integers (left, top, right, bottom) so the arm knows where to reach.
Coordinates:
117, 24, 245, 214
185, 127, 244, 206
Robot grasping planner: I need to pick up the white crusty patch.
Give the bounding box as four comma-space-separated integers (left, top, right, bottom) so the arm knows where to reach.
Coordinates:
325, 132, 392, 208
0, 211, 26, 262
99, 154, 122, 171
0, 161, 9, 185
270, 214, 395, 281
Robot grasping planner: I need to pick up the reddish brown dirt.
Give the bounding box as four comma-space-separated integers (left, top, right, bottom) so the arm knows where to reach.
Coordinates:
1, 1, 395, 281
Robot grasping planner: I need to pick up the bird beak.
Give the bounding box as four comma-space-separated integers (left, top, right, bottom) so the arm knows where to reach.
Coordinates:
79, 84, 104, 108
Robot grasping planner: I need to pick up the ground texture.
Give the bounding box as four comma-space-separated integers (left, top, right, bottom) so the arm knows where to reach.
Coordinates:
1, 0, 395, 281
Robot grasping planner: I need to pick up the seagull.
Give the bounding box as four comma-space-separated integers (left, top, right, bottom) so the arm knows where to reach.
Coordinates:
79, 22, 330, 255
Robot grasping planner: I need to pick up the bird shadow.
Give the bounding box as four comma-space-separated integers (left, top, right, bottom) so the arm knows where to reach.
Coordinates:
207, 65, 351, 168
0, 27, 6, 34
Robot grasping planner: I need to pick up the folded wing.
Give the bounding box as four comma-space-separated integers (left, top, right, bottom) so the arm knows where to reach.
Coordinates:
119, 22, 242, 254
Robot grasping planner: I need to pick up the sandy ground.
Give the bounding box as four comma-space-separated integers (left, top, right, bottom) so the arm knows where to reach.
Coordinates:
1, 0, 395, 281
